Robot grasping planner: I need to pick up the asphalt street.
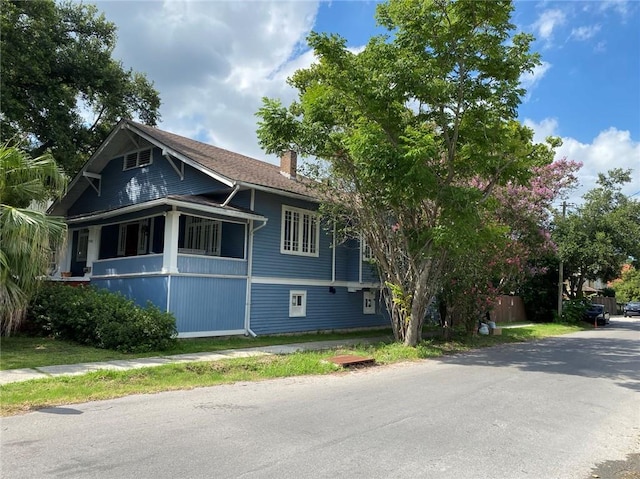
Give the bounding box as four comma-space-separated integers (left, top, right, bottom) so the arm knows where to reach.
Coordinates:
1, 318, 639, 479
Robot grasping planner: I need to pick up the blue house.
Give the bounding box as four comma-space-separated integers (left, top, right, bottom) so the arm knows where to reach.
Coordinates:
49, 119, 386, 337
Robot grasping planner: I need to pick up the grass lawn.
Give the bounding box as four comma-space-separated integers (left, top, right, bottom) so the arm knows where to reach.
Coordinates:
0, 328, 394, 371
0, 323, 585, 416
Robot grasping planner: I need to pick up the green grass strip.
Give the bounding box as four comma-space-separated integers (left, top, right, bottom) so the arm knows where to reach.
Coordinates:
0, 324, 584, 416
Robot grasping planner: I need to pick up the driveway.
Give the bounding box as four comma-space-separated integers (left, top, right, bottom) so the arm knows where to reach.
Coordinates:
2, 318, 639, 479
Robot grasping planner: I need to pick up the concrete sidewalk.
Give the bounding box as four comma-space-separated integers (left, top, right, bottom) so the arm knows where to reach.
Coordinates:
0, 338, 384, 386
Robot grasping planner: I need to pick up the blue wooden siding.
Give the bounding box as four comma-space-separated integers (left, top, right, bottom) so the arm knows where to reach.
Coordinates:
231, 189, 252, 209
177, 255, 247, 275
249, 284, 387, 335
93, 255, 163, 276
69, 147, 228, 215
346, 238, 360, 282
169, 276, 246, 333
333, 239, 352, 282
251, 191, 332, 280
91, 276, 168, 310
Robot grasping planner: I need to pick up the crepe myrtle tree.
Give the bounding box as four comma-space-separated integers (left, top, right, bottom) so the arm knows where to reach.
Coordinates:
439, 158, 582, 334
257, 0, 557, 346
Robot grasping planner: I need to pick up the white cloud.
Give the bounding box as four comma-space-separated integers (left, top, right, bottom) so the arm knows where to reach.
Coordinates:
570, 24, 601, 41
519, 61, 551, 100
598, 0, 630, 17
532, 9, 566, 43
524, 118, 640, 202
594, 41, 607, 53
95, 0, 320, 164
523, 117, 558, 143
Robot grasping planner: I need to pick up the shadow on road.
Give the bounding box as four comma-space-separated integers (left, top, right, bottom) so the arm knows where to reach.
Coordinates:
588, 453, 640, 479
436, 320, 640, 392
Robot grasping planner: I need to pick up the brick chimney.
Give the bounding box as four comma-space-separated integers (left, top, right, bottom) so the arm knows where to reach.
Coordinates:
280, 150, 297, 179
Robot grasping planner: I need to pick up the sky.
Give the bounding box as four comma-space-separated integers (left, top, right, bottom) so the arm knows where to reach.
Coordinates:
93, 0, 640, 203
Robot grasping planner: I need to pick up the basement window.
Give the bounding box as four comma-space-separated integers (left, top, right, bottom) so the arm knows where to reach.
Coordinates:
363, 291, 376, 315
289, 290, 307, 317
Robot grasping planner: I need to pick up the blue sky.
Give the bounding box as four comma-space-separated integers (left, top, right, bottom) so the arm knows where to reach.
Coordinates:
95, 0, 640, 201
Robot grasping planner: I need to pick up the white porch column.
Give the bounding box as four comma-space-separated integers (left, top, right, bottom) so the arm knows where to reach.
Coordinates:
55, 232, 74, 277
163, 210, 180, 273
85, 226, 101, 276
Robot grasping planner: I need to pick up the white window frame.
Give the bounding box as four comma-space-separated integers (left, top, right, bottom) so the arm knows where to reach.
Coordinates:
363, 290, 376, 315
75, 229, 89, 262
361, 236, 373, 262
181, 216, 221, 256
289, 290, 307, 317
281, 205, 319, 257
117, 220, 149, 256
123, 148, 153, 171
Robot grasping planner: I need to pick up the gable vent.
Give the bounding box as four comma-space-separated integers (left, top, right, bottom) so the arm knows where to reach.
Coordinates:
123, 148, 153, 170
138, 148, 152, 166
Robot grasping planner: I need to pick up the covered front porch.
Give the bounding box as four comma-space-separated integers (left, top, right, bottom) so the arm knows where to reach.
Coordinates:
52, 195, 266, 336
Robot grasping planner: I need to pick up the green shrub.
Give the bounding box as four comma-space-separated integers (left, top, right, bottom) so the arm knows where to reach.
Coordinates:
27, 283, 177, 352
96, 302, 176, 353
560, 299, 588, 324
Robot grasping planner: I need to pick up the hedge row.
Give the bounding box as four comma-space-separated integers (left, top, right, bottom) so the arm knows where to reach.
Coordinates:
27, 283, 177, 353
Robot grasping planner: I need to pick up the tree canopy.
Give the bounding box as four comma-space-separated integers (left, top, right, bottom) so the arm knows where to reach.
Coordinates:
0, 143, 67, 335
612, 266, 640, 303
257, 0, 559, 345
554, 169, 640, 299
0, 0, 161, 175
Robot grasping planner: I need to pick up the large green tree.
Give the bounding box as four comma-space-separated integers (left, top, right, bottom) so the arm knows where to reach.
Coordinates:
554, 169, 640, 299
612, 266, 640, 303
257, 0, 555, 346
0, 143, 67, 335
0, 0, 161, 175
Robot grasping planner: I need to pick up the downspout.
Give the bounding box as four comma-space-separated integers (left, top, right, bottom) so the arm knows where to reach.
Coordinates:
244, 218, 268, 338
222, 184, 240, 207
359, 234, 363, 284
244, 189, 268, 337
332, 222, 336, 283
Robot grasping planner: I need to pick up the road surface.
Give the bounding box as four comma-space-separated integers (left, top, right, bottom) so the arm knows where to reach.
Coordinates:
2, 318, 639, 479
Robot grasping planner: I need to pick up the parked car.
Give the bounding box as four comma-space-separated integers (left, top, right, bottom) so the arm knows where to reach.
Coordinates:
623, 302, 640, 317
583, 304, 610, 326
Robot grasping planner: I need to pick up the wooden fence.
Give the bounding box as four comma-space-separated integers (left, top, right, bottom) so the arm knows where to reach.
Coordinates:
491, 295, 527, 323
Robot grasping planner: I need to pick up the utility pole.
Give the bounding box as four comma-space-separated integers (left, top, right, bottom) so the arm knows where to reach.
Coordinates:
557, 201, 566, 318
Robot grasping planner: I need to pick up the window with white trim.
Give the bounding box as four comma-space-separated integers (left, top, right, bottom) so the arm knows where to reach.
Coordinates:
75, 229, 89, 261
118, 220, 149, 256
181, 216, 221, 256
289, 290, 307, 317
363, 291, 376, 315
123, 148, 153, 170
361, 238, 373, 262
281, 205, 319, 256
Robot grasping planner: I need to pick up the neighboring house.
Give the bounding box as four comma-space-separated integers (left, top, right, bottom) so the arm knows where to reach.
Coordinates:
49, 119, 385, 337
